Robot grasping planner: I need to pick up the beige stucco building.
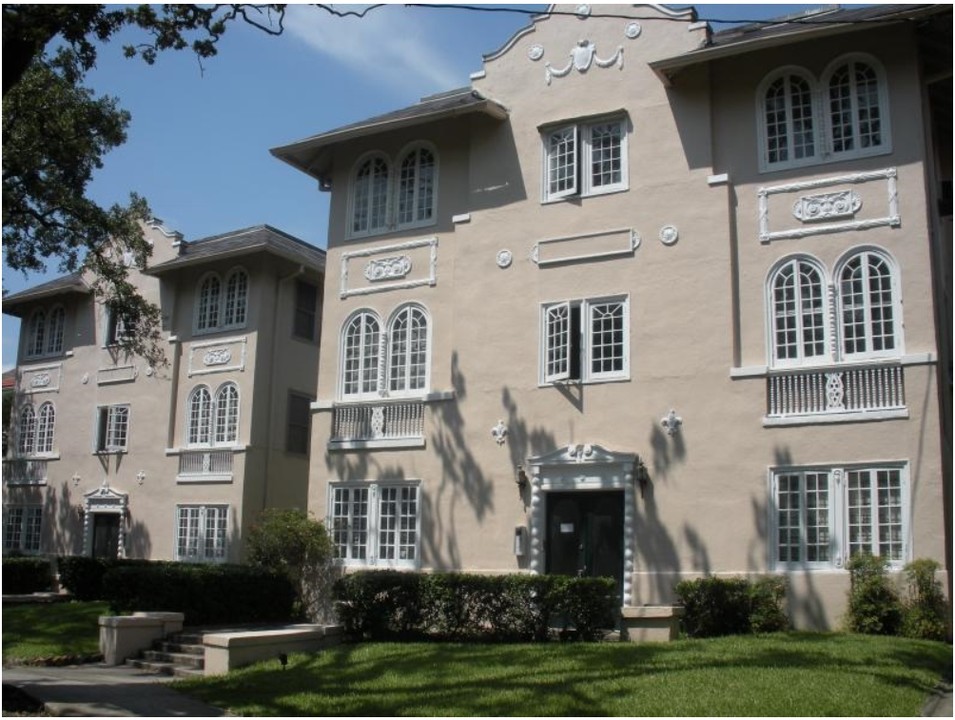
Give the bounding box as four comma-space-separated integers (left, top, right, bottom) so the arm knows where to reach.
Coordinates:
3, 222, 325, 563
273, 4, 951, 630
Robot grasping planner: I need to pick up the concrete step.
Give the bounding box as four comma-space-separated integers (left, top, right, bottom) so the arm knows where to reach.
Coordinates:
167, 632, 205, 646
141, 650, 204, 669
156, 641, 204, 655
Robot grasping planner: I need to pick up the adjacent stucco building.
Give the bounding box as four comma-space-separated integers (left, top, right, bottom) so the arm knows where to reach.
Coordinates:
3, 221, 325, 563
273, 4, 951, 629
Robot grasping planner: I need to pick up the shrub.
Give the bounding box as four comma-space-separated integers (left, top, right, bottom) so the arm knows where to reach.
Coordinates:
103, 562, 296, 625
57, 557, 152, 601
2, 556, 53, 594
900, 558, 949, 641
845, 553, 902, 636
748, 576, 790, 633
674, 577, 752, 637
551, 576, 618, 641
334, 570, 425, 640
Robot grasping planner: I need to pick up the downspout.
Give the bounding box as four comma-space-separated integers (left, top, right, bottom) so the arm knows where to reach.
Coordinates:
261, 264, 306, 513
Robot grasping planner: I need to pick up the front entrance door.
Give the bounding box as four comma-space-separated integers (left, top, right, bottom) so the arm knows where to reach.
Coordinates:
545, 491, 623, 592
91, 514, 120, 559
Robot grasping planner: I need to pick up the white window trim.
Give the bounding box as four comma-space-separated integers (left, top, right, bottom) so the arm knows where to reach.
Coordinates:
328, 481, 421, 569
769, 462, 910, 571
192, 267, 249, 336
541, 115, 630, 203
539, 295, 630, 386
347, 151, 393, 240
3, 505, 43, 553
185, 383, 241, 448
93, 404, 131, 454
175, 504, 229, 563
386, 303, 432, 398
394, 141, 439, 233
757, 54, 891, 174
24, 305, 67, 360
765, 255, 831, 369
339, 309, 383, 400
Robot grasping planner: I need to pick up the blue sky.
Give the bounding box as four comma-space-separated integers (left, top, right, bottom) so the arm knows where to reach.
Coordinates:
2, 3, 825, 369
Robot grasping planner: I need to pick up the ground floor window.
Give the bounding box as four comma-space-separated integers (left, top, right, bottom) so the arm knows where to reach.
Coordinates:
3, 505, 42, 552
176, 504, 228, 562
330, 482, 419, 568
771, 463, 907, 569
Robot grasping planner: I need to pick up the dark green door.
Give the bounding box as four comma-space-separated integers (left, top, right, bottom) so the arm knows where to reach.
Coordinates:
92, 514, 120, 559
545, 491, 623, 592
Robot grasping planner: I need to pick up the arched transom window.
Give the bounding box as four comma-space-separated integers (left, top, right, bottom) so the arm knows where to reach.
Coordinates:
186, 383, 240, 446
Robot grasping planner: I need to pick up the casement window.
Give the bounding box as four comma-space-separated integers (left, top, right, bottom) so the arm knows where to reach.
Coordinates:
16, 402, 55, 457
541, 297, 628, 384
176, 505, 228, 562
330, 483, 419, 568
348, 144, 439, 239
767, 249, 901, 367
758, 54, 890, 172
186, 383, 239, 447
541, 116, 628, 202
286, 392, 312, 454
340, 305, 431, 399
195, 269, 248, 333
3, 506, 42, 552
293, 280, 319, 341
25, 306, 65, 358
105, 305, 131, 345
95, 404, 130, 453
772, 464, 908, 569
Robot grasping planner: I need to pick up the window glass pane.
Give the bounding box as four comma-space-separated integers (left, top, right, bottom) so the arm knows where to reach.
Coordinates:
353, 157, 390, 234
776, 473, 801, 563
589, 301, 625, 375
547, 126, 577, 197
36, 403, 55, 454
188, 388, 212, 445
224, 270, 248, 327
331, 487, 369, 561
18, 406, 36, 455
545, 304, 570, 381
847, 470, 873, 557
106, 406, 129, 450
294, 281, 318, 340
397, 148, 435, 226
28, 312, 45, 357
47, 307, 65, 354
24, 507, 42, 552
215, 385, 239, 444
589, 122, 622, 188
197, 276, 221, 330
804, 472, 830, 562
5, 507, 24, 549
876, 469, 903, 560
343, 313, 380, 396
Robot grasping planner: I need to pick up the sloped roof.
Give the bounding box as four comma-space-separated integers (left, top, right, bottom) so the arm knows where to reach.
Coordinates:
146, 225, 325, 275
2, 272, 89, 317
650, 4, 945, 83
270, 88, 508, 183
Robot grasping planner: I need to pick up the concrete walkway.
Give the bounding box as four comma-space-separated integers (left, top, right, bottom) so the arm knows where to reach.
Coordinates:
3, 663, 228, 717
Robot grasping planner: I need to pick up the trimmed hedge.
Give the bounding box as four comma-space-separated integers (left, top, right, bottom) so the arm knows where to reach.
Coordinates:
103, 561, 296, 626
333, 571, 617, 642
674, 576, 789, 637
2, 556, 53, 594
57, 556, 151, 601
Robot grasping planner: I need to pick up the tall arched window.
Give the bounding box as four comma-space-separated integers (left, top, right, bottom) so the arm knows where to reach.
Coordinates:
838, 250, 898, 357
214, 383, 240, 444
351, 155, 390, 236
342, 312, 381, 397
46, 306, 65, 355
196, 275, 221, 331
396, 145, 436, 228
389, 305, 429, 394
770, 258, 827, 365
36, 403, 55, 454
17, 406, 36, 455
223, 269, 248, 328
26, 310, 46, 358
762, 71, 816, 168
187, 387, 213, 445
825, 57, 886, 156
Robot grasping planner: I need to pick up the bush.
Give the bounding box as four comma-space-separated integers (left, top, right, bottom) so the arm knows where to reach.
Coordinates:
2, 557, 53, 594
674, 575, 790, 638
57, 557, 152, 601
103, 562, 296, 625
845, 553, 902, 636
333, 572, 618, 642
748, 576, 790, 633
900, 558, 949, 641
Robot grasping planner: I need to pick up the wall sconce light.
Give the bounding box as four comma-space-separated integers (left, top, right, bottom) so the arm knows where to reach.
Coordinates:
661, 409, 683, 437
636, 459, 650, 499
515, 465, 528, 491
513, 526, 528, 556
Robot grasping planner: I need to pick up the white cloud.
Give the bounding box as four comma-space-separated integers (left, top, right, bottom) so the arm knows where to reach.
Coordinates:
285, 5, 465, 100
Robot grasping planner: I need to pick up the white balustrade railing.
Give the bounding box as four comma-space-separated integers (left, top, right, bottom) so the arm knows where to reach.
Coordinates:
177, 450, 234, 478
768, 364, 905, 418
2, 459, 48, 485
332, 400, 424, 442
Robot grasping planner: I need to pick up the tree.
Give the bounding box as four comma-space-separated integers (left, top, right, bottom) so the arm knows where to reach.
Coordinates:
3, 5, 287, 365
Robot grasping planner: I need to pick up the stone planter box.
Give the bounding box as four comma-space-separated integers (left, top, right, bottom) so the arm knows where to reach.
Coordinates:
620, 605, 684, 642
99, 612, 185, 665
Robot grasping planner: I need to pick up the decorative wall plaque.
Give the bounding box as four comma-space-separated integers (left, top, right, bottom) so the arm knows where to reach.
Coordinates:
545, 39, 623, 85
30, 373, 51, 388
659, 225, 679, 246
528, 44, 544, 61
203, 348, 232, 366
364, 255, 412, 282
188, 336, 247, 377
496, 250, 513, 269
792, 190, 863, 223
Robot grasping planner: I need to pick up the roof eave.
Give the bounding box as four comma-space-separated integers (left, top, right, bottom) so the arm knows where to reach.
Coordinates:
2, 283, 90, 316
145, 243, 325, 276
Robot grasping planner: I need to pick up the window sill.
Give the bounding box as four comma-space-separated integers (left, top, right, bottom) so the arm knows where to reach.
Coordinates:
165, 445, 248, 455
93, 450, 128, 456
759, 144, 893, 175
328, 437, 426, 451
176, 473, 234, 484
542, 186, 628, 205
539, 376, 629, 389
764, 408, 909, 427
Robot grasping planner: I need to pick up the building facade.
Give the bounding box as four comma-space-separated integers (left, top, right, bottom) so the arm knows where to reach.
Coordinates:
3, 221, 325, 563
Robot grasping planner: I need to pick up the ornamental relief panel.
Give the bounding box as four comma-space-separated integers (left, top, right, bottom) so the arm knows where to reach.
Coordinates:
758, 167, 900, 243
341, 238, 438, 298
21, 364, 61, 394
187, 335, 248, 377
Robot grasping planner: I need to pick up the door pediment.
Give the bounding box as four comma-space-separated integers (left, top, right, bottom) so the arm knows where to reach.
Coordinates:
528, 443, 636, 468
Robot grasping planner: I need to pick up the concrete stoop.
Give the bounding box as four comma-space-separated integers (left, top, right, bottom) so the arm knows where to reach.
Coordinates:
125, 632, 205, 678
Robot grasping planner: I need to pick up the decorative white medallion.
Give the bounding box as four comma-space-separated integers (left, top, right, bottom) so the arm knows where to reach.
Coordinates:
364, 255, 412, 282
659, 225, 679, 246
496, 249, 513, 269
203, 348, 232, 366
491, 420, 508, 445
661, 409, 683, 436
30, 373, 51, 388
792, 190, 863, 223
528, 44, 544, 61
545, 39, 624, 85
145, 366, 154, 377
626, 22, 642, 39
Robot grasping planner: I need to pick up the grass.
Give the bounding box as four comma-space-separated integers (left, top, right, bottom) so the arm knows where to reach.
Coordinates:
2, 601, 108, 663
173, 633, 951, 716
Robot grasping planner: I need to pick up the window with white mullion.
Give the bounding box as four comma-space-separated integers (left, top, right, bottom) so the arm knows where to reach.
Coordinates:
588, 300, 626, 378
775, 470, 832, 566
187, 387, 213, 446
585, 121, 626, 195
342, 312, 381, 398
203, 506, 228, 560
47, 307, 65, 354
176, 505, 228, 562
17, 406, 36, 455
223, 270, 248, 328
177, 506, 201, 560
546, 125, 578, 200
544, 302, 572, 382
771, 259, 826, 365
197, 276, 221, 331
828, 60, 882, 155
388, 306, 428, 394
3, 506, 42, 552
331, 486, 369, 562
396, 147, 435, 228
839, 252, 896, 358
214, 384, 239, 445
352, 156, 390, 236
846, 468, 903, 562
378, 486, 418, 565
764, 74, 816, 167
36, 403, 55, 454
105, 406, 129, 450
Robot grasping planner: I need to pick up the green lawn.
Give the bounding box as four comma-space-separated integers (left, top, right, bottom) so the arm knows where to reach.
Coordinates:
174, 633, 951, 716
2, 601, 108, 663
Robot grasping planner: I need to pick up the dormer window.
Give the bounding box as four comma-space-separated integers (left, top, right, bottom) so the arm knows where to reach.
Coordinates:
24, 305, 65, 358
541, 115, 629, 202
194, 268, 248, 334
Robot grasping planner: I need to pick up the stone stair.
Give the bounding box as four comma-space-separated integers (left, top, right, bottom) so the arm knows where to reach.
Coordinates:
126, 631, 205, 678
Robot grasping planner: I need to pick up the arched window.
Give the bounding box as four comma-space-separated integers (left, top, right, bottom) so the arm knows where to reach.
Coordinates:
196, 275, 221, 331
187, 386, 213, 445
17, 406, 36, 455
214, 383, 240, 444
351, 155, 390, 236
36, 403, 55, 454
761, 70, 816, 169
223, 269, 248, 328
26, 310, 45, 358
396, 145, 436, 228
770, 258, 827, 365
342, 312, 381, 397
46, 306, 65, 355
838, 250, 899, 358
389, 305, 429, 394
825, 57, 887, 156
